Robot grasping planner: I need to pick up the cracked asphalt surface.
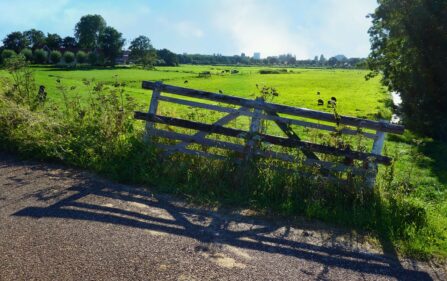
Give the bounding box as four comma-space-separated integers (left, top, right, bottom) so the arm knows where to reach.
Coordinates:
0, 152, 445, 281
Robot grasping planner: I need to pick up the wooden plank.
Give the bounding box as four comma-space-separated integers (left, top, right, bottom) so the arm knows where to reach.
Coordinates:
256, 149, 365, 175
152, 130, 364, 175
366, 130, 386, 188
148, 128, 245, 153
174, 107, 249, 150
246, 98, 263, 158
142, 81, 405, 134
135, 112, 393, 165
158, 94, 376, 139
158, 96, 238, 114
266, 110, 319, 160
144, 81, 162, 142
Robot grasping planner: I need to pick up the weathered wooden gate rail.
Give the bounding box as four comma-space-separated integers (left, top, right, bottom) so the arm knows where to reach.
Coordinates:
135, 81, 405, 187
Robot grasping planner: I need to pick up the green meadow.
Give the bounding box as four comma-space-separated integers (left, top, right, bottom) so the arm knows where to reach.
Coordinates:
1, 64, 446, 258
21, 65, 391, 120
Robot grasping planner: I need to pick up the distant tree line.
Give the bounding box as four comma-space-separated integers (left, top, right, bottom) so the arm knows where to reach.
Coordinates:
0, 14, 179, 67
177, 53, 366, 68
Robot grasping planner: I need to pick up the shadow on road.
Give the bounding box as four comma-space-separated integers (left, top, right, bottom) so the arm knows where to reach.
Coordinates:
12, 176, 433, 281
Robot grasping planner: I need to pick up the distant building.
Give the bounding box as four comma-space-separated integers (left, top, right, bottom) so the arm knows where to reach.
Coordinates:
253, 52, 261, 60
241, 52, 246, 57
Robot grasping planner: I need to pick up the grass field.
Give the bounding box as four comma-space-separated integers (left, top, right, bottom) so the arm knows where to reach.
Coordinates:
8, 65, 391, 119
0, 64, 446, 259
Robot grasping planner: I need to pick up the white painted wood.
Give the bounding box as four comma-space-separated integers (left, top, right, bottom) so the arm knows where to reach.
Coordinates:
144, 81, 162, 142
366, 127, 386, 188
246, 97, 263, 158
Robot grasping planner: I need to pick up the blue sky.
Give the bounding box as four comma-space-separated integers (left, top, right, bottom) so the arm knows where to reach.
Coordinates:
0, 0, 378, 59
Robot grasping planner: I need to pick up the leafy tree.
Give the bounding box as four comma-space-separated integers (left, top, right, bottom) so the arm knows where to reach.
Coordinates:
327, 57, 338, 67
319, 54, 327, 64
20, 48, 33, 61
98, 26, 125, 65
76, 51, 87, 63
141, 49, 157, 68
1, 49, 16, 64
46, 33, 63, 50
129, 35, 156, 65
23, 29, 46, 50
63, 51, 75, 64
33, 49, 48, 64
75, 14, 106, 50
2, 32, 28, 53
50, 50, 62, 64
157, 49, 178, 66
62, 36, 78, 50
367, 0, 447, 139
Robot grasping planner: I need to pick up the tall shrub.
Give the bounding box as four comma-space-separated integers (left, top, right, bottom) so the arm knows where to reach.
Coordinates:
76, 51, 87, 64
20, 48, 33, 62
1, 49, 16, 64
33, 49, 47, 64
50, 51, 62, 64
63, 51, 75, 64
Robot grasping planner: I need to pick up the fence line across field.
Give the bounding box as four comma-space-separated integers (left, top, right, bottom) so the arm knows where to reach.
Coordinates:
135, 81, 405, 188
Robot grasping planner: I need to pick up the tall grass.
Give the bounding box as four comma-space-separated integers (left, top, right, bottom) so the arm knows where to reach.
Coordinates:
0, 56, 445, 260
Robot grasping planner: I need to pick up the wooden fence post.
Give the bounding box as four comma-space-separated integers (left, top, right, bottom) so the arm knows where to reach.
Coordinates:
245, 97, 264, 159
366, 123, 386, 188
144, 81, 162, 142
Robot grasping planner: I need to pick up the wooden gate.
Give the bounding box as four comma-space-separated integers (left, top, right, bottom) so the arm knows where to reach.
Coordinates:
134, 81, 404, 188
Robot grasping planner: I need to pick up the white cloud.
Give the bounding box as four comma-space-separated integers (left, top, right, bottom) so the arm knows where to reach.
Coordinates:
213, 0, 311, 58
213, 0, 377, 58
175, 21, 204, 38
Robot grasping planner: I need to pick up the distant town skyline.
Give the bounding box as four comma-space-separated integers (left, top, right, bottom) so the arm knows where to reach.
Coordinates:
0, 0, 379, 59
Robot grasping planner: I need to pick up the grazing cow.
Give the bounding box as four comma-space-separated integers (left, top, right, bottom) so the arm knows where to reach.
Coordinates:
184, 80, 188, 84
317, 99, 324, 106
327, 100, 336, 108
331, 97, 337, 102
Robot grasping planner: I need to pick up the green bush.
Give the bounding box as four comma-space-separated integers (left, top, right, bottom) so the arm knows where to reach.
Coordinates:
33, 49, 48, 64
1, 49, 16, 63
20, 49, 33, 61
259, 69, 288, 74
50, 51, 62, 64
76, 51, 87, 64
63, 51, 75, 64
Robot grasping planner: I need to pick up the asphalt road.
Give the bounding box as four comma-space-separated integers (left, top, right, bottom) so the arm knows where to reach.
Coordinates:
0, 152, 445, 281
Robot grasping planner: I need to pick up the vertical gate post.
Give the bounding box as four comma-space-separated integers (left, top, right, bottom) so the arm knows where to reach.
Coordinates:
144, 81, 163, 142
245, 97, 264, 160
366, 122, 386, 188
